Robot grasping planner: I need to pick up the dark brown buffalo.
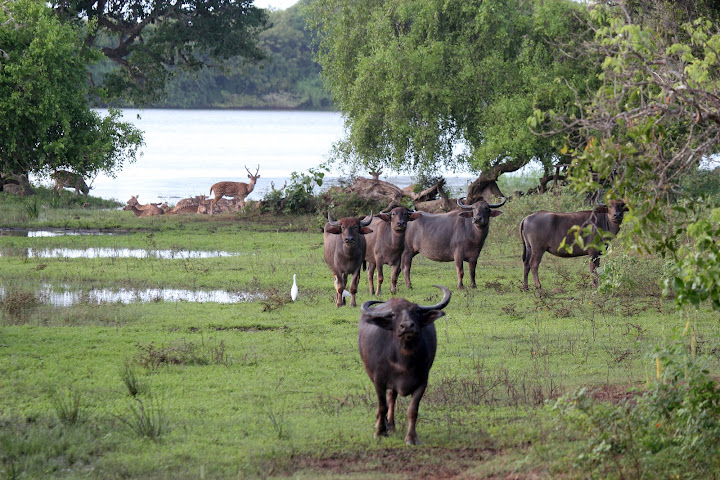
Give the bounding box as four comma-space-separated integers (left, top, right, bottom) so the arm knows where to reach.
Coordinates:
359, 285, 451, 445
365, 206, 422, 295
401, 197, 505, 289
324, 213, 373, 307
520, 199, 628, 289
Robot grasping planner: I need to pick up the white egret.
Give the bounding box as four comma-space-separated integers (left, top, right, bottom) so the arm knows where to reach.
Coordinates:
291, 274, 298, 301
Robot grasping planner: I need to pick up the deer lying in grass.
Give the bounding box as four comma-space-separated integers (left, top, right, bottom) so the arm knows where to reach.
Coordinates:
124, 195, 164, 217
209, 165, 260, 215
123, 203, 164, 217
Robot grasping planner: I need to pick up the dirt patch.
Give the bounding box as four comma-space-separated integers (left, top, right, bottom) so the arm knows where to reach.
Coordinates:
284, 447, 496, 479
586, 383, 642, 404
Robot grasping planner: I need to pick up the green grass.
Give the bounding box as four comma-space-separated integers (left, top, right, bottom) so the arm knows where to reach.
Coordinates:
1, 190, 718, 478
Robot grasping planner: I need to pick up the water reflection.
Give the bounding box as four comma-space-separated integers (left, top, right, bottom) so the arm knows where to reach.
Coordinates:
0, 284, 259, 306
0, 228, 120, 237
0, 247, 239, 259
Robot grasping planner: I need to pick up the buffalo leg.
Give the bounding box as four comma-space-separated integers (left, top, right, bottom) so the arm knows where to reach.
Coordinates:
522, 245, 532, 290
390, 264, 401, 294
386, 389, 398, 433
374, 385, 390, 438
376, 264, 384, 295
589, 252, 601, 287
468, 258, 478, 288
405, 383, 427, 445
454, 256, 465, 289
401, 251, 415, 289
529, 250, 544, 289
367, 262, 376, 295
349, 271, 361, 307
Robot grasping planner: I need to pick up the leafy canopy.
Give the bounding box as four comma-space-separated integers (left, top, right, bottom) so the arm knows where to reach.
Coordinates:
0, 0, 143, 180
307, 0, 598, 182
52, 0, 270, 104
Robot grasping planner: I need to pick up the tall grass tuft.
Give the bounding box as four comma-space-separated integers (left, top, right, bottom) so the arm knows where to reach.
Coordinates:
1, 289, 39, 323
22, 196, 40, 220
50, 387, 86, 426
118, 391, 169, 440
119, 360, 147, 397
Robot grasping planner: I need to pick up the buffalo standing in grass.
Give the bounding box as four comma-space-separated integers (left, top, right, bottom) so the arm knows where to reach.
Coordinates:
359, 285, 451, 445
401, 197, 505, 289
324, 213, 373, 307
365, 206, 422, 295
520, 199, 628, 289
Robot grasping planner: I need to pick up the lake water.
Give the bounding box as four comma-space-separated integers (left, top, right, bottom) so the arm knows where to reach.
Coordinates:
33, 109, 475, 205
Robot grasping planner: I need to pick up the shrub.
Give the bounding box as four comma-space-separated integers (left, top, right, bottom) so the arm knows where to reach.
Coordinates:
555, 332, 720, 478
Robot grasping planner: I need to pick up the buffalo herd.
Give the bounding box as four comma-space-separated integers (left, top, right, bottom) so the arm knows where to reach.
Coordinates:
324, 196, 628, 443
324, 196, 628, 305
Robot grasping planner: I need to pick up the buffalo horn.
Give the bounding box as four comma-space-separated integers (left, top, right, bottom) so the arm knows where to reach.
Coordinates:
360, 212, 373, 227
488, 197, 507, 209
457, 197, 473, 209
327, 212, 340, 226
594, 193, 606, 207
360, 300, 389, 317
417, 285, 452, 312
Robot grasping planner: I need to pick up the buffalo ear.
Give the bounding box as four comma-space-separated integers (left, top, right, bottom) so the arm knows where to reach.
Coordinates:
458, 211, 473, 218
325, 225, 342, 234
408, 212, 423, 221
490, 210, 503, 217
364, 315, 394, 331
377, 213, 391, 222
594, 206, 608, 214
419, 309, 445, 328
360, 227, 374, 234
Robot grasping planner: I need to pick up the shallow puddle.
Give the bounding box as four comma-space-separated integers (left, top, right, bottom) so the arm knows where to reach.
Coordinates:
0, 228, 120, 237
1, 284, 260, 306
0, 247, 239, 259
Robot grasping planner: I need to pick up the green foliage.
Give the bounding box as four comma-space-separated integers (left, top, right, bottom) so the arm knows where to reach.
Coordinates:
153, 5, 332, 109
55, 0, 269, 105
556, 331, 720, 478
307, 0, 598, 178
262, 166, 328, 215
0, 0, 143, 181
50, 387, 87, 426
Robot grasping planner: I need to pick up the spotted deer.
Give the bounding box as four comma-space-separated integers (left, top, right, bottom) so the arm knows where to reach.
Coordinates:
123, 203, 164, 217
53, 170, 91, 196
208, 165, 260, 214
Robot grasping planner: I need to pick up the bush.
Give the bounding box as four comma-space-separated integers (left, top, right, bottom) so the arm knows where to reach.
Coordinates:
555, 332, 720, 478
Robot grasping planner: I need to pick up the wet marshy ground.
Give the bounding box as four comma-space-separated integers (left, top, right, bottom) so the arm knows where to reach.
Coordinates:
0, 284, 261, 306
0, 247, 240, 259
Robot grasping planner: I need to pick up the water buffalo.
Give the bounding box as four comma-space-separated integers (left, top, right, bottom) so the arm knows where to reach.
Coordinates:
359, 285, 451, 445
365, 206, 422, 295
323, 213, 373, 307
520, 199, 628, 289
401, 197, 505, 289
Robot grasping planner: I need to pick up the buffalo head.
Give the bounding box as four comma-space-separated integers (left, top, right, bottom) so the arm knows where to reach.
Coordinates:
361, 285, 451, 348
595, 199, 628, 225
457, 197, 506, 228
327, 212, 374, 245
376, 206, 422, 233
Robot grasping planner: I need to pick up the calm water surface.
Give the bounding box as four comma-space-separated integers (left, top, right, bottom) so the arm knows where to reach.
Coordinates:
30, 109, 473, 204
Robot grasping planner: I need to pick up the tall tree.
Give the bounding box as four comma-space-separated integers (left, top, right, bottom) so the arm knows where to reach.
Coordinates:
0, 0, 143, 188
550, 0, 720, 305
52, 0, 270, 104
307, 0, 599, 200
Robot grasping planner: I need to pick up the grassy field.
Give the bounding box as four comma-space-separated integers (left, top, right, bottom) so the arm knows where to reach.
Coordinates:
1, 189, 717, 479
